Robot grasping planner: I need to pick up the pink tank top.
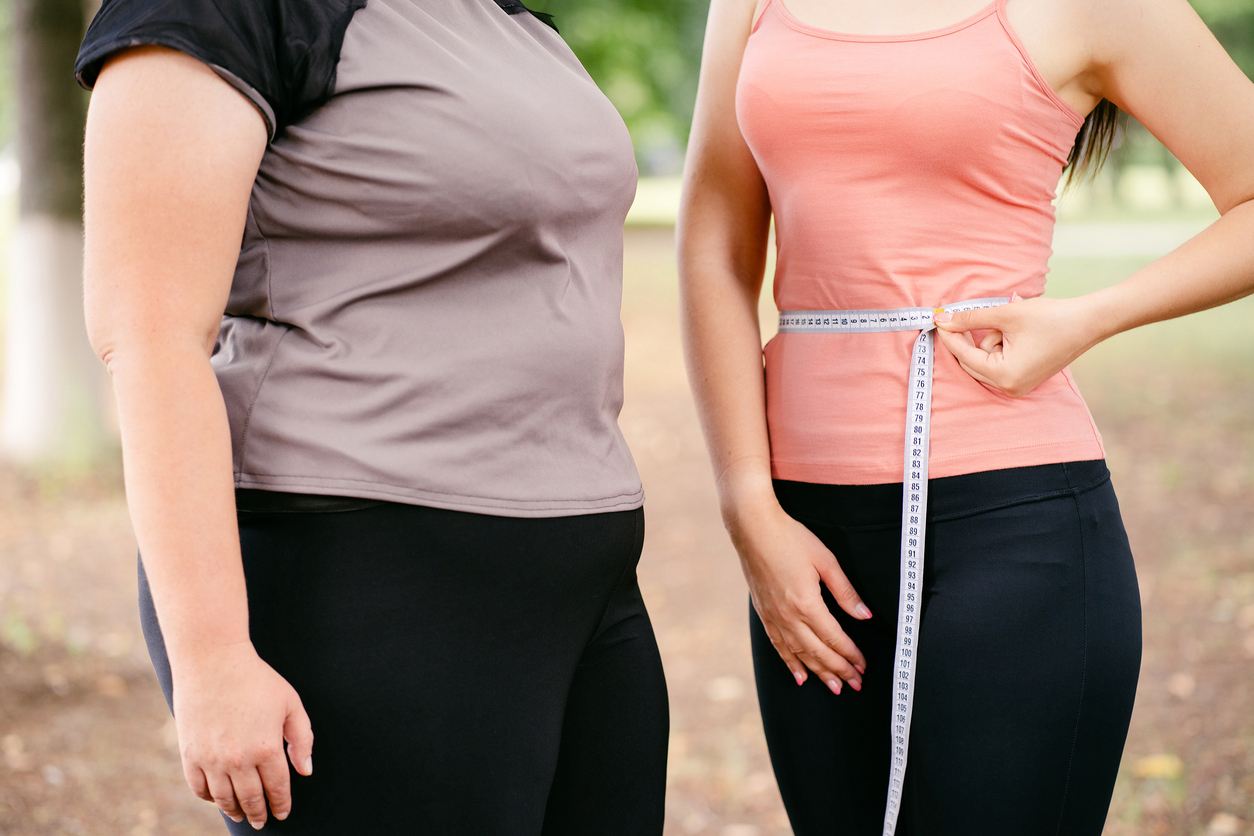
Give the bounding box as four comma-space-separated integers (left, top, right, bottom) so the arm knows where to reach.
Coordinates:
737, 0, 1105, 484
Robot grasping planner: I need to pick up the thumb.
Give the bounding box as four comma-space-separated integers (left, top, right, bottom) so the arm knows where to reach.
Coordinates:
934, 305, 1006, 333
284, 699, 315, 776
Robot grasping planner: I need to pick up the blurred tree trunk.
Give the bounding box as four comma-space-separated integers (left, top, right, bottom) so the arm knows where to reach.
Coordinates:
2, 0, 111, 466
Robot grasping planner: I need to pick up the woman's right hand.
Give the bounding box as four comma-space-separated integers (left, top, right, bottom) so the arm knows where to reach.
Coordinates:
172, 643, 314, 829
727, 493, 871, 695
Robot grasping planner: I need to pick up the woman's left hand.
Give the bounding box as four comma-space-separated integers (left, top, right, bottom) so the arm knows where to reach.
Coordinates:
933, 294, 1101, 398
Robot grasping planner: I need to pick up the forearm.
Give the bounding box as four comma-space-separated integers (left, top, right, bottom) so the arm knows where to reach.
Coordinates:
110, 341, 248, 665
1082, 199, 1254, 343
678, 244, 778, 524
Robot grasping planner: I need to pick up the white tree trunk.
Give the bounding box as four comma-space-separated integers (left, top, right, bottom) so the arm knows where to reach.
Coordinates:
1, 214, 111, 464
2, 0, 115, 467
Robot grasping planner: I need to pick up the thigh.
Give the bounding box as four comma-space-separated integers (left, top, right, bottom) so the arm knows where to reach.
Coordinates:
750, 507, 903, 836
225, 503, 644, 834
906, 483, 1141, 835
541, 547, 669, 836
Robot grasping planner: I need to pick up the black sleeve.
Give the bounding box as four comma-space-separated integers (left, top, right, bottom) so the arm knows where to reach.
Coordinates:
75, 0, 368, 139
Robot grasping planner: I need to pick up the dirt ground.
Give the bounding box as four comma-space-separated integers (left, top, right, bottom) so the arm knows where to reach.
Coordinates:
0, 227, 1251, 835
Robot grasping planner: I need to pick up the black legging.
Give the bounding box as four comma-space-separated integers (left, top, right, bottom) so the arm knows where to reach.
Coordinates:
752, 460, 1141, 836
139, 502, 668, 835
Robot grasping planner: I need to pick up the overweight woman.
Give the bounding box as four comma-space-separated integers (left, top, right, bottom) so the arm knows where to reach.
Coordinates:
77, 0, 667, 832
679, 0, 1254, 832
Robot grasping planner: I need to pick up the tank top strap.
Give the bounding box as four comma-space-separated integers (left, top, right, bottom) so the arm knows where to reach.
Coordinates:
751, 0, 774, 34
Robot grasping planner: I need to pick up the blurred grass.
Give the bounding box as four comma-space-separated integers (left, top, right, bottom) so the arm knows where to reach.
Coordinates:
1047, 256, 1254, 373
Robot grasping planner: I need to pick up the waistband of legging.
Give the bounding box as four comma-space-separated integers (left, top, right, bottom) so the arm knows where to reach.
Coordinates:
774, 458, 1110, 530
234, 488, 385, 514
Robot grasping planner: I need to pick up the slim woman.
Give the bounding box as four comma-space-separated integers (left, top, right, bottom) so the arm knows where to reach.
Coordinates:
679, 0, 1254, 832
78, 0, 667, 831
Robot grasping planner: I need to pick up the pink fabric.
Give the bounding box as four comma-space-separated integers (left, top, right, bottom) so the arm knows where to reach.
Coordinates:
737, 0, 1104, 484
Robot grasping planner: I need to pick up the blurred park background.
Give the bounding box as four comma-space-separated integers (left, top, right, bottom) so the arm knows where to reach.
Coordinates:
0, 0, 1253, 834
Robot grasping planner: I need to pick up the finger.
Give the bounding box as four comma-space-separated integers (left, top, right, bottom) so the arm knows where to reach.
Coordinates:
284, 700, 315, 778
184, 763, 213, 802
799, 608, 867, 677
784, 613, 862, 685
935, 327, 998, 379
810, 619, 867, 677
816, 562, 872, 622
978, 328, 1004, 353
258, 750, 293, 823
934, 306, 1008, 333
205, 770, 245, 824
791, 628, 861, 693
230, 769, 270, 830
762, 618, 810, 686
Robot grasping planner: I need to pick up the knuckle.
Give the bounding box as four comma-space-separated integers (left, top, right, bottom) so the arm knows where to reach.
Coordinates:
212, 793, 237, 808
822, 633, 846, 650
254, 742, 281, 762
238, 792, 266, 810
185, 776, 211, 800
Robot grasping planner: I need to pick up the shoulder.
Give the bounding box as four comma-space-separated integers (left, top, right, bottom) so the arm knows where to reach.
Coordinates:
1072, 0, 1216, 63
705, 0, 765, 38
77, 0, 369, 139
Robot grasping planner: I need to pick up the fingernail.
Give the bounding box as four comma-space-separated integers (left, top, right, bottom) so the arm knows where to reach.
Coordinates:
1011, 292, 1022, 302
229, 816, 244, 823
826, 679, 841, 695
276, 811, 289, 821
251, 819, 266, 831
933, 309, 952, 323
850, 679, 862, 692
855, 603, 872, 620
793, 670, 806, 687
304, 757, 313, 775
854, 664, 865, 675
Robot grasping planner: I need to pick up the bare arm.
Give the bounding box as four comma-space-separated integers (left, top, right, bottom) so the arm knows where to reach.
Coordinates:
84, 47, 311, 828
937, 0, 1254, 395
678, 0, 870, 695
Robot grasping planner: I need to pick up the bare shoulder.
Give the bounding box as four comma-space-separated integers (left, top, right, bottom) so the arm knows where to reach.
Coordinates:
1079, 0, 1218, 63
704, 0, 763, 45
1003, 0, 1103, 113
1006, 0, 1222, 115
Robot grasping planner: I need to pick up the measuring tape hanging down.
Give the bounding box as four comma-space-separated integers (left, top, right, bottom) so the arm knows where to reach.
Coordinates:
777, 297, 1008, 836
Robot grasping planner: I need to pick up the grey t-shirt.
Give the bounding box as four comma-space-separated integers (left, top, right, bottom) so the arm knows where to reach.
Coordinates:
78, 0, 644, 517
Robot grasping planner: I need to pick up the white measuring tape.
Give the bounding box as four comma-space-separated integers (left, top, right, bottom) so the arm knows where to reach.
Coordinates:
777, 297, 1008, 836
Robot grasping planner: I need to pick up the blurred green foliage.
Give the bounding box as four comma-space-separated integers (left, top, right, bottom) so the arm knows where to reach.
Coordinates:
533, 0, 709, 174
0, 2, 12, 148
1192, 0, 1254, 79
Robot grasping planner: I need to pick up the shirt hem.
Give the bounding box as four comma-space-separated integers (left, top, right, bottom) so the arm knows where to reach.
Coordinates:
233, 473, 646, 519
770, 439, 1106, 485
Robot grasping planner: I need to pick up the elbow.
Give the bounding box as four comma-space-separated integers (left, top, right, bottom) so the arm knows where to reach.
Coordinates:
84, 307, 219, 380
84, 308, 122, 377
